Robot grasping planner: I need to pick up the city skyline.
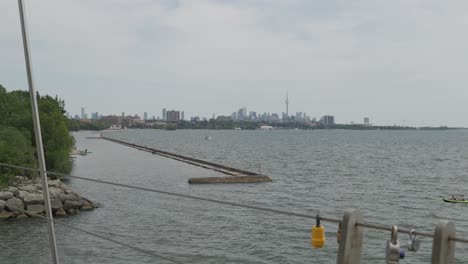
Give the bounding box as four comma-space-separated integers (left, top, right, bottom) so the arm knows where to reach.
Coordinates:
74, 102, 341, 124
76, 104, 379, 128
2, 1, 468, 127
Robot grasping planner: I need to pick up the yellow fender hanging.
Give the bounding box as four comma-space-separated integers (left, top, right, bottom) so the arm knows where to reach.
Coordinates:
311, 213, 325, 248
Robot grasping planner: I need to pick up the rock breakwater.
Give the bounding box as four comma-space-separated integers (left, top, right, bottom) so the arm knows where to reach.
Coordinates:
0, 176, 94, 219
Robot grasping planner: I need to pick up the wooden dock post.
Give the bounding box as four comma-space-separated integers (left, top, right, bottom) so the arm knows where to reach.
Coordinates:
337, 208, 364, 264
432, 220, 456, 264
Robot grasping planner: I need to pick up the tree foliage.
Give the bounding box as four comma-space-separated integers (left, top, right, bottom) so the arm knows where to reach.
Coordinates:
68, 119, 111, 131
0, 126, 36, 178
0, 84, 74, 186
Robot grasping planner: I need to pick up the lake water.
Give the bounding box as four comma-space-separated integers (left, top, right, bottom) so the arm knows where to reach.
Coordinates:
2, 129, 468, 263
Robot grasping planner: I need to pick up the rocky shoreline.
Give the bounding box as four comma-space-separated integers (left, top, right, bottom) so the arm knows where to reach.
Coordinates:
0, 176, 95, 219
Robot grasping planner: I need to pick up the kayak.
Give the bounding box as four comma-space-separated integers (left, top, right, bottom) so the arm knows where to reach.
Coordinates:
443, 198, 468, 203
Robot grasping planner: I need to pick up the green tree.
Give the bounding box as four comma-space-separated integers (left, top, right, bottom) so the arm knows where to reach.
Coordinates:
0, 126, 36, 187
0, 85, 74, 186
39, 95, 75, 173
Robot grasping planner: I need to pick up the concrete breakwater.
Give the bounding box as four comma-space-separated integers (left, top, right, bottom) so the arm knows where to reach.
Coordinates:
0, 176, 94, 219
101, 136, 272, 184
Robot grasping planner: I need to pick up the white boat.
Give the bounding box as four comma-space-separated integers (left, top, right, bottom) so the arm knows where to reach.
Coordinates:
260, 125, 273, 130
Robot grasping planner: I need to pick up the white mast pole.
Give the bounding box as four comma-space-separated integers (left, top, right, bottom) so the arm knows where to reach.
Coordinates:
17, 1, 60, 263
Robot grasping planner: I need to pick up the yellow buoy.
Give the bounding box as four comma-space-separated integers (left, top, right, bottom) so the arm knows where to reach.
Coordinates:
311, 213, 325, 248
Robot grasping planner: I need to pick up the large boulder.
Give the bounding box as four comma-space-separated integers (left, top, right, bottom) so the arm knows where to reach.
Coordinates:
0, 200, 5, 211
16, 214, 28, 219
80, 200, 94, 211
26, 204, 45, 215
48, 180, 61, 188
66, 209, 79, 215
0, 191, 13, 200
58, 193, 79, 202
24, 193, 44, 205
63, 200, 83, 210
17, 191, 29, 200
48, 187, 63, 198
18, 185, 39, 192
55, 208, 67, 217
64, 189, 73, 194
50, 199, 63, 210
5, 197, 24, 213
7, 187, 19, 197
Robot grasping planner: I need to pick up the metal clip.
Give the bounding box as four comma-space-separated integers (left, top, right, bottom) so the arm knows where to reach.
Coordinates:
407, 229, 421, 252
386, 225, 401, 263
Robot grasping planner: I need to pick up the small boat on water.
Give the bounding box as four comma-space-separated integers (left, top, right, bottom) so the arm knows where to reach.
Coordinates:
259, 125, 273, 130
205, 136, 212, 140
443, 195, 468, 203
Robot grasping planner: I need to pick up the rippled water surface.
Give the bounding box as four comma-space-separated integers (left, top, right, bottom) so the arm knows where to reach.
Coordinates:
2, 129, 468, 263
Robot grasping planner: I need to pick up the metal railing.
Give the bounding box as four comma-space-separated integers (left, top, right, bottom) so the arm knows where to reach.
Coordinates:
0, 162, 465, 263
336, 208, 456, 264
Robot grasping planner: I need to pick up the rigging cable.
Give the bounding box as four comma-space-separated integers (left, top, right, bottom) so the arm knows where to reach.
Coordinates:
1, 162, 468, 243
1, 204, 184, 264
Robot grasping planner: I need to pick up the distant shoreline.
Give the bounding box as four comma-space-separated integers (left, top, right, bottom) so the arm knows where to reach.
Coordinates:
70, 119, 467, 132
107, 125, 467, 131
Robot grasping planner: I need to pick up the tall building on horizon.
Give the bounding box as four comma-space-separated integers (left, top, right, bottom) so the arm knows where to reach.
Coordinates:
319, 115, 335, 126
364, 117, 370, 126
249, 111, 257, 120
295, 112, 304, 121
81, 107, 85, 119
285, 92, 289, 119
162, 108, 166, 121
166, 110, 180, 122
231, 112, 237, 120
238, 107, 247, 120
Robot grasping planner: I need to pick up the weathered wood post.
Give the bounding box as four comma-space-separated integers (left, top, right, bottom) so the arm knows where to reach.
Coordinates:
432, 220, 456, 264
337, 208, 364, 264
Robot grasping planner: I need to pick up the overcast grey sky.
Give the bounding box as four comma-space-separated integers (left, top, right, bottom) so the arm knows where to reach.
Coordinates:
1, 0, 468, 126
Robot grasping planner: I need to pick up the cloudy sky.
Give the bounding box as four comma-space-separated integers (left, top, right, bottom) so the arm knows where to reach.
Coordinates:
1, 0, 468, 126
